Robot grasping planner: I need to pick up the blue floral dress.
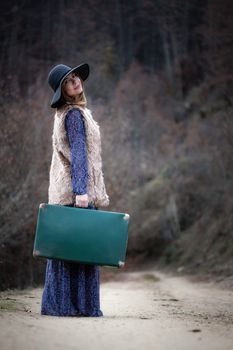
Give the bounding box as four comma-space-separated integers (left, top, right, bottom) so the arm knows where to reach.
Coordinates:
41, 108, 103, 317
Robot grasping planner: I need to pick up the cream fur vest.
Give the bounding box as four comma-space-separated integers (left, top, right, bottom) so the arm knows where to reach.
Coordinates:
48, 104, 110, 207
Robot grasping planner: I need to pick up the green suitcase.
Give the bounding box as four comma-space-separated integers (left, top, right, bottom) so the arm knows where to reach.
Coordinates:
33, 203, 130, 268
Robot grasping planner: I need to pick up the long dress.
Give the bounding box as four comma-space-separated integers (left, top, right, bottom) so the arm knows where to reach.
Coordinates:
41, 108, 103, 317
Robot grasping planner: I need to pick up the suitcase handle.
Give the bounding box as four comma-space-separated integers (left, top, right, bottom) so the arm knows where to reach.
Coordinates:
66, 202, 97, 210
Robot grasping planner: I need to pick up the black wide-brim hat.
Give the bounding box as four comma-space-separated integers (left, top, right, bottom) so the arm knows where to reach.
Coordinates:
47, 63, 90, 108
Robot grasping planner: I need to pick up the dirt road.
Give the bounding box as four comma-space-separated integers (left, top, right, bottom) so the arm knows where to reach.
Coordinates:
0, 267, 232, 350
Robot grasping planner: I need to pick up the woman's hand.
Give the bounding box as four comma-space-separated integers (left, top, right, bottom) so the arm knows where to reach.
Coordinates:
75, 193, 89, 208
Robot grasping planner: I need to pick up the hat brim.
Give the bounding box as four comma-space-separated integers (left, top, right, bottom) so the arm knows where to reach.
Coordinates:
51, 63, 89, 108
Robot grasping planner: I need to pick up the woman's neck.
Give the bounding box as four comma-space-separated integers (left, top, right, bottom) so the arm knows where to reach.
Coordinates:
65, 102, 86, 109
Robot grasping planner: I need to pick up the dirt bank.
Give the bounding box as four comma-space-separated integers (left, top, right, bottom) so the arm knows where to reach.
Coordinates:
0, 268, 232, 350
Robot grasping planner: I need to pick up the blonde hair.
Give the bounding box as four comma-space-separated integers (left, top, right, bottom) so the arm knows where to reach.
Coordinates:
60, 78, 87, 108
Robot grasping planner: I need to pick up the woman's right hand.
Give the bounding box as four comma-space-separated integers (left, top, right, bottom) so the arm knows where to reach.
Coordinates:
75, 194, 89, 208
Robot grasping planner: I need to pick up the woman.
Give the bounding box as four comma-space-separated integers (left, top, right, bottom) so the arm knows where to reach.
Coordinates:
41, 63, 110, 317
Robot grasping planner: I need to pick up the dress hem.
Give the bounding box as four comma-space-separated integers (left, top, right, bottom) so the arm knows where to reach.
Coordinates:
41, 310, 104, 317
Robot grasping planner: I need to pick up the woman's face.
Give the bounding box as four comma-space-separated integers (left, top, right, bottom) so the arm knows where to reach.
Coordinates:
62, 72, 83, 97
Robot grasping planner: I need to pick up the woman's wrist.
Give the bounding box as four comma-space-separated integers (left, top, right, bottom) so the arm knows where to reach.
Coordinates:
75, 193, 89, 207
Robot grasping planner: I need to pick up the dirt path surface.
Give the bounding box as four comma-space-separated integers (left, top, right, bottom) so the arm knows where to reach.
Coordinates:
0, 268, 232, 350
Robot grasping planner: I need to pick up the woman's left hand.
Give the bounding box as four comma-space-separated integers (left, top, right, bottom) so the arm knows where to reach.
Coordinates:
75, 193, 89, 208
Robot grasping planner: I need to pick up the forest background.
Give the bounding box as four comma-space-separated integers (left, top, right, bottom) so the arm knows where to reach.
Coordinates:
0, 0, 233, 290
